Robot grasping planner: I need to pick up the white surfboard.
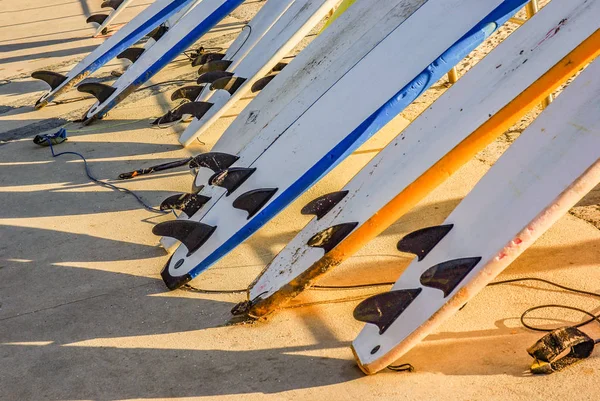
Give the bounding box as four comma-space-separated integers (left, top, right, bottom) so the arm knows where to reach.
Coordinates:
176, 0, 340, 146
31, 0, 198, 109
246, 0, 600, 317
79, 0, 245, 124
153, 0, 526, 290
352, 56, 600, 374
89, 0, 138, 37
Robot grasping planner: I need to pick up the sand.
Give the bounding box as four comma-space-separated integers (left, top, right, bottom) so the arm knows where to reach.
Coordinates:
1, 1, 599, 400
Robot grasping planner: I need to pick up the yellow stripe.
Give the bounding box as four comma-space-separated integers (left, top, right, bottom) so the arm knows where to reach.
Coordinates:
249, 29, 600, 317
321, 0, 357, 32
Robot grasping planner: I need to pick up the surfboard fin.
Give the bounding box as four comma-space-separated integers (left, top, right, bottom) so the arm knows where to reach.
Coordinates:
233, 188, 278, 219
171, 85, 205, 102
160, 255, 192, 290
189, 152, 239, 172
527, 327, 595, 374
307, 222, 358, 253
397, 225, 454, 261
152, 220, 216, 256
192, 52, 225, 67
301, 191, 349, 220
197, 71, 233, 85
101, 0, 125, 9
152, 101, 213, 125
86, 14, 108, 26
210, 76, 247, 95
209, 167, 256, 196
77, 82, 116, 103
251, 75, 277, 93
354, 289, 423, 335
147, 25, 169, 42
117, 47, 145, 63
160, 193, 211, 218
272, 62, 287, 72
31, 71, 67, 91
420, 257, 481, 297
198, 60, 232, 75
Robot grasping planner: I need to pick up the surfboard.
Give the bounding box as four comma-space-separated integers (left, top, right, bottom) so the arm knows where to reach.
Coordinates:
321, 0, 356, 31
31, 0, 197, 109
156, 0, 299, 123
78, 0, 246, 124
246, 0, 600, 318
249, 0, 600, 317
88, 0, 137, 37
352, 55, 600, 374
153, 0, 528, 290
176, 0, 342, 146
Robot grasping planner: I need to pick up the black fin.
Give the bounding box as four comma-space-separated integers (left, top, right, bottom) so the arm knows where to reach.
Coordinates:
77, 82, 116, 103
198, 59, 232, 75
210, 76, 246, 95
117, 47, 145, 63
101, 0, 125, 9
301, 191, 348, 220
397, 225, 453, 261
152, 220, 216, 256
193, 52, 225, 67
272, 62, 287, 72
171, 85, 205, 102
189, 152, 239, 172
209, 167, 255, 196
251, 75, 276, 93
232, 188, 278, 219
307, 222, 358, 253
86, 14, 108, 26
160, 193, 211, 218
420, 257, 481, 297
160, 255, 192, 290
31, 71, 67, 91
197, 71, 233, 85
152, 101, 213, 125
354, 289, 423, 334
147, 25, 169, 41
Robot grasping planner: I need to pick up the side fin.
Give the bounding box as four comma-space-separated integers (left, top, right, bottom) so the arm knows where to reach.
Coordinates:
189, 152, 239, 172
152, 220, 216, 256
233, 188, 278, 219
307, 222, 358, 253
210, 76, 246, 95
152, 101, 213, 125
197, 71, 233, 85
147, 25, 169, 41
354, 289, 422, 334
171, 85, 205, 102
31, 71, 67, 91
86, 14, 108, 26
397, 225, 453, 261
420, 257, 481, 297
193, 52, 225, 67
101, 0, 125, 9
77, 82, 116, 103
198, 60, 232, 75
301, 191, 349, 220
251, 75, 276, 93
272, 62, 287, 72
117, 47, 145, 63
160, 193, 211, 218
209, 167, 256, 196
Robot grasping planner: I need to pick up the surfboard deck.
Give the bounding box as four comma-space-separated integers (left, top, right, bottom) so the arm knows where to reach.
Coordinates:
90, 0, 137, 37
177, 0, 342, 147
79, 0, 245, 124
155, 0, 526, 290
353, 56, 600, 374
32, 0, 196, 109
245, 0, 600, 318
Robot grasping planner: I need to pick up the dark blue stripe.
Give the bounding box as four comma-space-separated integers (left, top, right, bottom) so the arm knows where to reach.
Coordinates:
184, 0, 528, 280
94, 0, 246, 118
